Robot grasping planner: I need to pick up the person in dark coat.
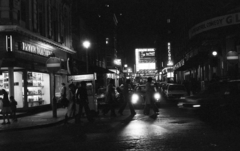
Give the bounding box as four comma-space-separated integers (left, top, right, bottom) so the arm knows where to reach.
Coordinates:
75, 81, 94, 123
9, 96, 18, 121
118, 79, 136, 116
1, 89, 11, 125
102, 79, 117, 117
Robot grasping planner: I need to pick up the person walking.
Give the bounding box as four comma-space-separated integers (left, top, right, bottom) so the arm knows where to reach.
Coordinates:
143, 77, 158, 117
118, 79, 136, 116
1, 89, 11, 125
60, 83, 68, 108
102, 79, 117, 117
64, 83, 76, 124
9, 96, 18, 121
75, 81, 94, 123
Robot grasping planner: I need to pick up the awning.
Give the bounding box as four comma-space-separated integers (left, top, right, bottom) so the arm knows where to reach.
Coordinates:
175, 52, 209, 71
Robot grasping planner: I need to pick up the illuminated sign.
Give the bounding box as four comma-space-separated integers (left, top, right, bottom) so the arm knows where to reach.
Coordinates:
19, 42, 53, 57
168, 42, 171, 61
135, 48, 156, 71
189, 12, 240, 38
113, 59, 122, 66
68, 74, 95, 81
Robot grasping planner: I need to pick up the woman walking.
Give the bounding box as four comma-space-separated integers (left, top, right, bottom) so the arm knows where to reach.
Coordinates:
1, 89, 11, 125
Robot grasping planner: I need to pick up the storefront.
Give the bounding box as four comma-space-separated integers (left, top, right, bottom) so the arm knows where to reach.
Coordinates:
0, 26, 75, 110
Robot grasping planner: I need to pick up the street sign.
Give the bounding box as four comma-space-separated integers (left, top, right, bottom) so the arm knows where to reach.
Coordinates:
46, 57, 61, 73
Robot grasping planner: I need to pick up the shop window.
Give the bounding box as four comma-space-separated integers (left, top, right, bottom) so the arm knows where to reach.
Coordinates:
25, 72, 50, 107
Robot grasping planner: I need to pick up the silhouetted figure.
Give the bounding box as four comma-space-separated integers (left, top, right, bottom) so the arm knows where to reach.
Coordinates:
143, 77, 158, 117
103, 79, 116, 117
75, 81, 94, 123
10, 96, 17, 122
1, 89, 11, 125
118, 79, 136, 116
64, 83, 76, 124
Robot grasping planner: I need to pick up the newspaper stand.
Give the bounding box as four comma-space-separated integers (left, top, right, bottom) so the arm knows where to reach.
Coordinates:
67, 73, 97, 112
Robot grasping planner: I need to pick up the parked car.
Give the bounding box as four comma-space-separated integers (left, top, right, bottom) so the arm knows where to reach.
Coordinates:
178, 80, 240, 121
131, 84, 161, 106
164, 83, 188, 100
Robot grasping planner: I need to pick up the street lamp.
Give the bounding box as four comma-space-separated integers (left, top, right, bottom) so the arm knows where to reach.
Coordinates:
83, 40, 91, 73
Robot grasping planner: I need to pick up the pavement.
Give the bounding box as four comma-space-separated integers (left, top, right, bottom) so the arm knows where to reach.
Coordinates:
0, 107, 138, 133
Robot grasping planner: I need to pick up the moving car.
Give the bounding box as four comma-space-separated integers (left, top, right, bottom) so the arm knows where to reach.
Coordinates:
178, 80, 240, 120
131, 84, 161, 106
164, 83, 188, 100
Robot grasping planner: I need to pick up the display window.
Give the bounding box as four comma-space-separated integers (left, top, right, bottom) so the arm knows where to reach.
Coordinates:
25, 72, 50, 107
0, 71, 50, 109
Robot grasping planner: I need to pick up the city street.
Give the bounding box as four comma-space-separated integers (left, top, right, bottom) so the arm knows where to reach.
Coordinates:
1, 98, 240, 151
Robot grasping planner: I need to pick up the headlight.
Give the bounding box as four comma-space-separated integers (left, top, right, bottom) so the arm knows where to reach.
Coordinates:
154, 92, 161, 100
131, 94, 139, 104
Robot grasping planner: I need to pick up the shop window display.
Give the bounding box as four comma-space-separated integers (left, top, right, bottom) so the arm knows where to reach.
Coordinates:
0, 71, 50, 109
26, 72, 50, 107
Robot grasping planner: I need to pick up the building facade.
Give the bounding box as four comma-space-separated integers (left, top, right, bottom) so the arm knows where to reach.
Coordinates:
174, 8, 240, 90
0, 0, 75, 110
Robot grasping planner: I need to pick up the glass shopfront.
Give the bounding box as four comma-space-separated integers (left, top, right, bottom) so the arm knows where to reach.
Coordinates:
0, 71, 50, 108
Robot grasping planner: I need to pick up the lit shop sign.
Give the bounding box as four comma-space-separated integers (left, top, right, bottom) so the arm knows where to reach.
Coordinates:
19, 42, 53, 57
68, 74, 95, 82
135, 48, 156, 71
189, 12, 240, 38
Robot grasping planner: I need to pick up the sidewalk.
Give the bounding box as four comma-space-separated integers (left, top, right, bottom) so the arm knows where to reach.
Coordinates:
0, 108, 137, 133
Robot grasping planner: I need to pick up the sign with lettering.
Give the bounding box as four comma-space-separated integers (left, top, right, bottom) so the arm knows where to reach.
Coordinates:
189, 13, 240, 38
19, 42, 53, 57
135, 48, 156, 71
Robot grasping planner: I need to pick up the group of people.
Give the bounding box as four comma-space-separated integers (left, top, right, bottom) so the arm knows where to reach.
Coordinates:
0, 89, 18, 125
102, 77, 159, 117
61, 76, 159, 123
60, 82, 94, 124
102, 79, 136, 117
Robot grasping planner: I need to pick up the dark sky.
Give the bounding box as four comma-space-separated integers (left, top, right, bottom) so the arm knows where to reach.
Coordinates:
76, 0, 240, 67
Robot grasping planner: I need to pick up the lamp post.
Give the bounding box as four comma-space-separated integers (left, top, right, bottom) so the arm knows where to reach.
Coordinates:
83, 40, 91, 73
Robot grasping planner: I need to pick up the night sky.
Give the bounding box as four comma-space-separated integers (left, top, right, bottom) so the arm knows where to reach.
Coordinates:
76, 0, 240, 67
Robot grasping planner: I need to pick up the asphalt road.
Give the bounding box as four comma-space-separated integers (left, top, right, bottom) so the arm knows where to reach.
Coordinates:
1, 99, 240, 151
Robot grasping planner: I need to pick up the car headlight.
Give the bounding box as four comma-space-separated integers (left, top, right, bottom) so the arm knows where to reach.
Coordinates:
154, 92, 161, 101
131, 94, 139, 104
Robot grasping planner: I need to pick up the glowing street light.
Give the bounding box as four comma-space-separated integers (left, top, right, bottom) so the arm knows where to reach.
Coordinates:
83, 40, 91, 73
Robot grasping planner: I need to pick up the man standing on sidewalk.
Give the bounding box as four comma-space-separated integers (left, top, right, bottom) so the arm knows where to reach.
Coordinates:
75, 81, 94, 123
118, 79, 136, 116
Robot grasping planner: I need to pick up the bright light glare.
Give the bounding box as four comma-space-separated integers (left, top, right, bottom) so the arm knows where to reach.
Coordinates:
154, 93, 161, 100
131, 94, 139, 104
193, 105, 201, 108
83, 41, 91, 49
212, 51, 217, 56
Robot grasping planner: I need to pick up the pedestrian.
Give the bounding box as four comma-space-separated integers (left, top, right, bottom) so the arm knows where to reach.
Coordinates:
75, 81, 94, 123
1, 89, 11, 125
9, 96, 18, 122
143, 77, 158, 117
59, 83, 68, 108
64, 83, 76, 124
102, 79, 117, 117
118, 79, 136, 116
